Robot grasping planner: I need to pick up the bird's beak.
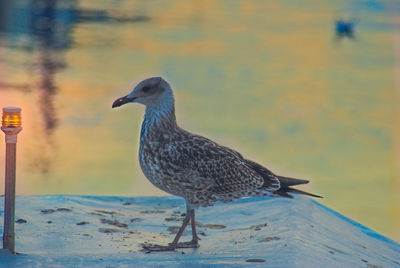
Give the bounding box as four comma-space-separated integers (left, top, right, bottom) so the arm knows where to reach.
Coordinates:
112, 95, 136, 108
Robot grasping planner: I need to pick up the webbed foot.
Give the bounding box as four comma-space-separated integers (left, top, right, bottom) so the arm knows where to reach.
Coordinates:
141, 243, 177, 253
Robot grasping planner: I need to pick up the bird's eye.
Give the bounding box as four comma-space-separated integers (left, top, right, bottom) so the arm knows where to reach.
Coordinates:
142, 86, 150, 93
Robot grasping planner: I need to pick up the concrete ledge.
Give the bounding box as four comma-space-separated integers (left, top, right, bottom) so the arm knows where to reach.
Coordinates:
0, 195, 399, 267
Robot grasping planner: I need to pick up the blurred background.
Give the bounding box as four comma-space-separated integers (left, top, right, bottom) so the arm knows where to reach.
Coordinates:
0, 0, 399, 241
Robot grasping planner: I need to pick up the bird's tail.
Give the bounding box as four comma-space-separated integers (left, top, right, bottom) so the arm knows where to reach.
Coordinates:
275, 176, 322, 198
244, 159, 322, 198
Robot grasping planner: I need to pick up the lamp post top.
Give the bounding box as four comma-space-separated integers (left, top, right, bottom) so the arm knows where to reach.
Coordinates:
2, 107, 22, 142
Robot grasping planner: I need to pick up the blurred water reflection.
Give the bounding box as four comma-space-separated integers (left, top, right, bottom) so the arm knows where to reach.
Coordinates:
0, 0, 149, 172
0, 0, 399, 241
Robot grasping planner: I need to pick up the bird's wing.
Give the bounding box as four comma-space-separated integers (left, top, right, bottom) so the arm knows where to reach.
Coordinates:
165, 130, 280, 194
243, 159, 282, 190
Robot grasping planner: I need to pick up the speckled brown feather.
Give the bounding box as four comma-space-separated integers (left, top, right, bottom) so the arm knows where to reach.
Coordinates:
138, 99, 281, 208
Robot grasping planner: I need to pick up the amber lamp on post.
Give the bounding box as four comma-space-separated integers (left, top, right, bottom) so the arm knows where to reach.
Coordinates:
1, 107, 22, 254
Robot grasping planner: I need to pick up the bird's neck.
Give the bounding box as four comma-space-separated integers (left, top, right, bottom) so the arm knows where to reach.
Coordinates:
141, 95, 177, 138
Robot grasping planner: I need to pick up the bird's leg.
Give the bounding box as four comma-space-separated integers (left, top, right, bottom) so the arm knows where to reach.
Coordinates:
175, 208, 200, 248
191, 209, 200, 242
142, 209, 193, 252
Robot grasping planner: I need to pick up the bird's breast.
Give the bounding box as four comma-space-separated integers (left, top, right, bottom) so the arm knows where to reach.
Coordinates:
139, 139, 161, 178
138, 136, 178, 191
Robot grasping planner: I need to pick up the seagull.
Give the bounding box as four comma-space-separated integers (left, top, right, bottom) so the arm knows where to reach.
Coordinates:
112, 77, 321, 252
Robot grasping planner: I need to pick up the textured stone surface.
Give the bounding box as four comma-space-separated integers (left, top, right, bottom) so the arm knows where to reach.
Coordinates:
0, 195, 399, 267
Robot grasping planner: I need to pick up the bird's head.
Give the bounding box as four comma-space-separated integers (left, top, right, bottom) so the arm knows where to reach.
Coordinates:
112, 77, 173, 109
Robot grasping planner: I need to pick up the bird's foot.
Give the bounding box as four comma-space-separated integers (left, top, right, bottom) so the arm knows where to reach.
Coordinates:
141, 240, 199, 253
176, 239, 200, 249
141, 243, 177, 253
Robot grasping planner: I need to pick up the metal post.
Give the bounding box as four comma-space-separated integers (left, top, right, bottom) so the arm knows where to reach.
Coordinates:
3, 142, 17, 253
1, 107, 22, 254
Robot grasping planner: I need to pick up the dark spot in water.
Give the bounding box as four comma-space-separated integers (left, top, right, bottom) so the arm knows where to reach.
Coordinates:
180, 213, 186, 217
164, 217, 181, 222
96, 210, 122, 216
89, 212, 105, 216
98, 228, 121, 234
361, 259, 368, 263
250, 223, 268, 229
122, 202, 131, 205
196, 222, 226, 229
41, 209, 56, 214
100, 218, 128, 228
47, 221, 53, 224
199, 231, 207, 236
329, 251, 335, 254
130, 218, 143, 223
258, 236, 280, 242
57, 208, 72, 212
246, 259, 265, 263
16, 219, 27, 224
140, 210, 165, 214
76, 221, 89, 225
324, 244, 347, 255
